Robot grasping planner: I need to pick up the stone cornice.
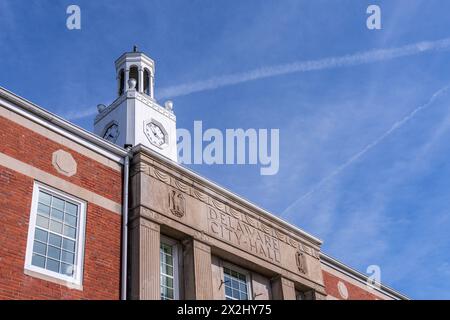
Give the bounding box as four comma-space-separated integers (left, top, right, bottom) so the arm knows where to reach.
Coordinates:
136, 93, 176, 121
94, 91, 175, 124
115, 52, 155, 69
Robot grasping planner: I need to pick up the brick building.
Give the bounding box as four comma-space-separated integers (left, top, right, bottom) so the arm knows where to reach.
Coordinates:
0, 49, 408, 300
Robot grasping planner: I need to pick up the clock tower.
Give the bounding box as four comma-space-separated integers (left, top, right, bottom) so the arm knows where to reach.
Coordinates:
94, 47, 177, 161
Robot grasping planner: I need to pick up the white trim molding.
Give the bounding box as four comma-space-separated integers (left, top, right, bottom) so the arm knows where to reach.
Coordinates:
160, 235, 181, 300
221, 261, 253, 300
24, 182, 87, 290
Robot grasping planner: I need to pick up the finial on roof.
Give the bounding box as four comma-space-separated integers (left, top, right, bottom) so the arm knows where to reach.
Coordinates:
133, 45, 138, 52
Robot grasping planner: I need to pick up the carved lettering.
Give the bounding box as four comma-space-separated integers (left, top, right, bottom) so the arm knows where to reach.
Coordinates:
207, 205, 281, 263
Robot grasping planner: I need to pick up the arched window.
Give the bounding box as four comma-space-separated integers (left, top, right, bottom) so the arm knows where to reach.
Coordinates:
144, 69, 151, 95
118, 69, 125, 96
129, 66, 139, 90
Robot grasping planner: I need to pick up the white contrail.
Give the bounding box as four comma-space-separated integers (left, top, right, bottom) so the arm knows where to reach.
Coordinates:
67, 37, 450, 120
158, 37, 450, 99
281, 84, 450, 219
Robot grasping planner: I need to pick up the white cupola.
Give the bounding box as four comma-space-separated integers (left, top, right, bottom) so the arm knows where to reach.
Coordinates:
94, 46, 177, 162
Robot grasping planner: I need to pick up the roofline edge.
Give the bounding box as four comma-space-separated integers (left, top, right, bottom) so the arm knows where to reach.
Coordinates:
0, 86, 128, 163
320, 253, 410, 300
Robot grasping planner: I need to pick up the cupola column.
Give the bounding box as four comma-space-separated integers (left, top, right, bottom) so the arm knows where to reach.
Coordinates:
150, 73, 155, 98
138, 68, 144, 93
125, 69, 131, 90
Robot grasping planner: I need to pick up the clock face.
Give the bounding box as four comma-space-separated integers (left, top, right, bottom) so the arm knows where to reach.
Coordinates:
103, 123, 119, 142
144, 121, 167, 148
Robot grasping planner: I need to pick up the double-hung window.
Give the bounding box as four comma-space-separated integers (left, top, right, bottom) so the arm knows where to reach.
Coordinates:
24, 182, 86, 288
223, 263, 252, 300
160, 236, 179, 300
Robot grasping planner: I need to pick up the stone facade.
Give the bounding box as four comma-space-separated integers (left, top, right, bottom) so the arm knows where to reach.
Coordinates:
125, 147, 405, 300
128, 146, 324, 299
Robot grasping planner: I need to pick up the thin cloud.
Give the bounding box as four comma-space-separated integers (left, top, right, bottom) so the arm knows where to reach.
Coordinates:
281, 84, 450, 219
158, 37, 450, 99
64, 107, 100, 121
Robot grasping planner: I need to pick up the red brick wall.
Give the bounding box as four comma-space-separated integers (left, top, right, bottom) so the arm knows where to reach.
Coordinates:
322, 270, 381, 300
0, 115, 123, 300
0, 115, 122, 204
0, 166, 121, 300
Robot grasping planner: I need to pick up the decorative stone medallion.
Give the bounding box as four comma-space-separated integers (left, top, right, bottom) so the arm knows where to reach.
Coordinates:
52, 150, 77, 177
169, 190, 185, 218
295, 251, 308, 275
337, 281, 349, 300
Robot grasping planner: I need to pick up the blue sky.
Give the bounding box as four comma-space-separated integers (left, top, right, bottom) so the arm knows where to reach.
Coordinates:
1, 0, 450, 299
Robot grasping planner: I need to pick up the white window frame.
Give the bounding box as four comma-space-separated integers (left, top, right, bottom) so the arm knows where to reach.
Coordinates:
160, 235, 180, 300
222, 261, 253, 300
24, 182, 87, 288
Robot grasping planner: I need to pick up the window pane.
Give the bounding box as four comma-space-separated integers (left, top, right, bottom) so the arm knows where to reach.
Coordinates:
166, 288, 174, 299
34, 228, 48, 242
161, 255, 173, 267
37, 203, 50, 216
38, 192, 52, 206
64, 214, 77, 227
36, 215, 49, 229
32, 254, 45, 268
160, 241, 177, 300
51, 208, 64, 221
61, 263, 73, 276
223, 266, 248, 300
30, 188, 82, 280
63, 225, 76, 238
46, 258, 59, 273
47, 246, 61, 260
161, 276, 173, 288
65, 203, 78, 216
33, 241, 47, 255
48, 233, 62, 248
161, 264, 173, 276
161, 287, 174, 300
49, 220, 62, 233
161, 243, 172, 255
225, 286, 232, 297
62, 238, 76, 252
61, 250, 75, 264
52, 197, 65, 211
